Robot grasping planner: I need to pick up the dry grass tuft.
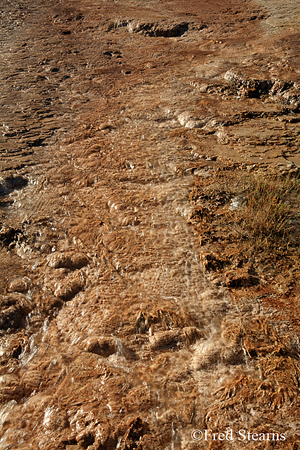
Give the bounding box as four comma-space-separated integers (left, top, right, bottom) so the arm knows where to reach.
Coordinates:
237, 174, 300, 252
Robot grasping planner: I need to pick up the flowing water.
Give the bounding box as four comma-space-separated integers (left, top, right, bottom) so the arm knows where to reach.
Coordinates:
0, 0, 300, 448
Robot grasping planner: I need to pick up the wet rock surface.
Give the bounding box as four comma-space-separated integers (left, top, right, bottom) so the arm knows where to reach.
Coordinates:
0, 0, 300, 448
47, 251, 90, 270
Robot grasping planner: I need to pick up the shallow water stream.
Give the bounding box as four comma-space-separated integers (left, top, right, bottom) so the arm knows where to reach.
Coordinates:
0, 0, 300, 448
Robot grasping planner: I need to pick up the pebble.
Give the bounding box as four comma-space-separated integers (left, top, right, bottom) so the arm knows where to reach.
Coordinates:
7, 277, 31, 294
47, 251, 90, 270
99, 122, 113, 131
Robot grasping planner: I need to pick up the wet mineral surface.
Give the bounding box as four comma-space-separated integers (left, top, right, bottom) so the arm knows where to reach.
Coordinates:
0, 0, 300, 448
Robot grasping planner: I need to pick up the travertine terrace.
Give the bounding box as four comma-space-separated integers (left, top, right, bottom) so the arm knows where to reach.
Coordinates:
0, 0, 300, 448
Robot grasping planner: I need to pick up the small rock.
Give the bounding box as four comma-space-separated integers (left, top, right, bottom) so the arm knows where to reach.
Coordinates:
149, 330, 181, 350
215, 127, 229, 144
144, 62, 156, 69
149, 327, 202, 351
47, 251, 89, 270
99, 122, 113, 131
229, 195, 244, 211
127, 20, 188, 37
177, 112, 206, 129
7, 277, 31, 294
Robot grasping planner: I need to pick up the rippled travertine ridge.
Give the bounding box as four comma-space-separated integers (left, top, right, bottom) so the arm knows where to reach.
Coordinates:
1, 0, 300, 448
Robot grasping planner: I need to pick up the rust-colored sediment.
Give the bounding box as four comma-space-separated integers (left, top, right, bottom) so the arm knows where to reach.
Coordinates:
0, 0, 300, 448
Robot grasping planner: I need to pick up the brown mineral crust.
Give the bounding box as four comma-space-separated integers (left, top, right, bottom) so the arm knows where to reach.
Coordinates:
0, 0, 300, 448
